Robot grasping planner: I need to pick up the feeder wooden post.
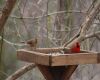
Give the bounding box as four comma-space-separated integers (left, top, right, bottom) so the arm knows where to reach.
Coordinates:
37, 65, 53, 80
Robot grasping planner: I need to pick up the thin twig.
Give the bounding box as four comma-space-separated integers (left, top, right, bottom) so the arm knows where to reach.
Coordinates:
84, 31, 100, 40
95, 35, 100, 41
0, 36, 27, 46
0, 70, 9, 77
10, 10, 87, 20
17, 0, 30, 38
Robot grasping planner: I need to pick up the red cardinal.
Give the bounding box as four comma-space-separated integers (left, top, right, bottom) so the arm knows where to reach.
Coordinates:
70, 42, 80, 53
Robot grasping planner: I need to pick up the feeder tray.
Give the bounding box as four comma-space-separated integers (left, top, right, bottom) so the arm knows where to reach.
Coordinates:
17, 48, 100, 66
17, 48, 100, 80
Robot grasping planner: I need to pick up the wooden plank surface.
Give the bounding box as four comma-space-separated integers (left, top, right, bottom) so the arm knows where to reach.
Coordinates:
52, 53, 100, 66
17, 49, 50, 66
17, 49, 100, 66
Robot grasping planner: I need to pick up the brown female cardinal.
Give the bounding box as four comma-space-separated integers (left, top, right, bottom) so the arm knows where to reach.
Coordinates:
26, 38, 37, 48
70, 42, 80, 53
21, 38, 38, 50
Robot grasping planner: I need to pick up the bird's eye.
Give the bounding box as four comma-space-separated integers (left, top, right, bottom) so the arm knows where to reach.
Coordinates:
76, 43, 80, 48
77, 45, 80, 48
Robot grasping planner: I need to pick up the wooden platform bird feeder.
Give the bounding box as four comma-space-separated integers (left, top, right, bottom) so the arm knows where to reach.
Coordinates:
17, 48, 100, 80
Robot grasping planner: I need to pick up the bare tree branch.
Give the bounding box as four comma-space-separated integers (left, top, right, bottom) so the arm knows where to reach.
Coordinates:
80, 1, 100, 36
0, 36, 27, 47
6, 63, 36, 80
0, 0, 17, 31
84, 31, 100, 40
95, 35, 100, 41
